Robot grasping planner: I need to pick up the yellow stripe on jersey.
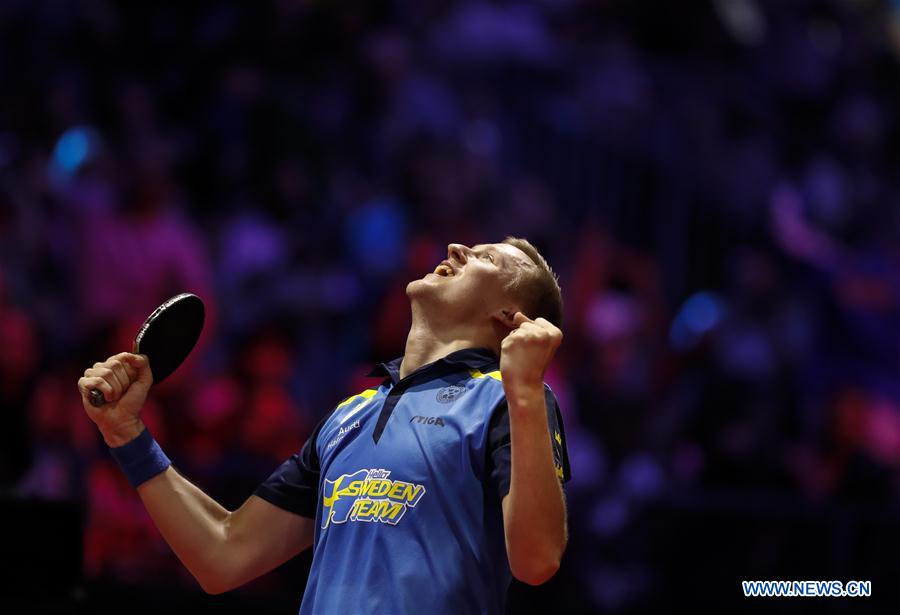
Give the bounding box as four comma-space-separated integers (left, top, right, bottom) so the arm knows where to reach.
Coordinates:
336, 388, 378, 409
469, 369, 503, 381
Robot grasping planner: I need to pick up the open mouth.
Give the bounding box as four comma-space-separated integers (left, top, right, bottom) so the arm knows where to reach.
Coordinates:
433, 263, 456, 277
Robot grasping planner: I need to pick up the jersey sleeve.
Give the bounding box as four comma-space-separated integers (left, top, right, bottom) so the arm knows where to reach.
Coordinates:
254, 412, 331, 519
486, 385, 572, 500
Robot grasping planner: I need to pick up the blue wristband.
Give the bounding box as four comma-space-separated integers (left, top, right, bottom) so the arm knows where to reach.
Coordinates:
109, 428, 172, 488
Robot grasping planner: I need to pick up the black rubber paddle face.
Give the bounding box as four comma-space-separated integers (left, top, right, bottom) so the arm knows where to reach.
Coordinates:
135, 293, 205, 384
87, 293, 205, 407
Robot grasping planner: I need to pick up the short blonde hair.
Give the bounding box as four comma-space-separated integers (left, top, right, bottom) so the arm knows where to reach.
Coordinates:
501, 236, 563, 328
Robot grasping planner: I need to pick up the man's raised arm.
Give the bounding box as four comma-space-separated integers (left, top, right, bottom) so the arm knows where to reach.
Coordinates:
498, 314, 568, 586
78, 353, 313, 594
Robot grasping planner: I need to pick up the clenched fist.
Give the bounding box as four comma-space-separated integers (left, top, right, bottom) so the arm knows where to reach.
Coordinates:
499, 312, 562, 401
77, 352, 153, 447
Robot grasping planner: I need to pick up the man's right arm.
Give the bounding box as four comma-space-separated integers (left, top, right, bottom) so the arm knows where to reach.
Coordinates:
136, 467, 313, 594
78, 352, 314, 594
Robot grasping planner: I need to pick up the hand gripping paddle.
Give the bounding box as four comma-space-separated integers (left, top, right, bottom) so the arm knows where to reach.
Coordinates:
89, 293, 205, 407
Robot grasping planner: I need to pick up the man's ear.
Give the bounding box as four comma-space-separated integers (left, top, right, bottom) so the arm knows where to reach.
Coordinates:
490, 308, 518, 330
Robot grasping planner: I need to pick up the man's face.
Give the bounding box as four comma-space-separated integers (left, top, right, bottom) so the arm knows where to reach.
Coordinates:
407, 242, 534, 322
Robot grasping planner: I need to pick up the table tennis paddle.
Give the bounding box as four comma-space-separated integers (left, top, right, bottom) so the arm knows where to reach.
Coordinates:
89, 293, 205, 407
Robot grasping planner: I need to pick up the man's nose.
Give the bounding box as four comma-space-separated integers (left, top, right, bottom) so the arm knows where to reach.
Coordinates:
447, 243, 469, 264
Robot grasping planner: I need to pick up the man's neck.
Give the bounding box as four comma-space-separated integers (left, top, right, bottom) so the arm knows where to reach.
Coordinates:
399, 309, 497, 380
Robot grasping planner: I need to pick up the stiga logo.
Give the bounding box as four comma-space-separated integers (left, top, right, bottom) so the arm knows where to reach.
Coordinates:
410, 415, 445, 427
321, 469, 426, 529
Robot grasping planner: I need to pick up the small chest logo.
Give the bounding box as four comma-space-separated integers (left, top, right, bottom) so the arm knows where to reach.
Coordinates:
410, 415, 445, 427
436, 385, 466, 404
325, 419, 361, 451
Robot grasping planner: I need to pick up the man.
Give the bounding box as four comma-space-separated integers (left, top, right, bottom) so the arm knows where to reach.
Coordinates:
77, 237, 571, 614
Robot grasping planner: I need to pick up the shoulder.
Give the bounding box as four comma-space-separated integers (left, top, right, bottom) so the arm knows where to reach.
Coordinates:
462, 367, 506, 415
316, 385, 383, 441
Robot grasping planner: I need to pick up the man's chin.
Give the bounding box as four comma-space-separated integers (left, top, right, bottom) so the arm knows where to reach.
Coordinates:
406, 278, 426, 296
406, 276, 442, 298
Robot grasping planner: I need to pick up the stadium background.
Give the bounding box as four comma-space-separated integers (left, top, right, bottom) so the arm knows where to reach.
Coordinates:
2, 1, 900, 613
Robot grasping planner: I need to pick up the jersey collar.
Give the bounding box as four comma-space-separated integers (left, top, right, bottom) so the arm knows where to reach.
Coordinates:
367, 347, 499, 385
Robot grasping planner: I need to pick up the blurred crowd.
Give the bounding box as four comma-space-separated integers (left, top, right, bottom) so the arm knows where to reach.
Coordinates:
3, 0, 900, 611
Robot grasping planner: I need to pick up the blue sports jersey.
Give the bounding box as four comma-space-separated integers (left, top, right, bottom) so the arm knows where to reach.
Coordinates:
255, 347, 571, 615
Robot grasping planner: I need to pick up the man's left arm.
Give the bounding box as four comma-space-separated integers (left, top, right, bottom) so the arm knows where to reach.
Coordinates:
499, 313, 567, 586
